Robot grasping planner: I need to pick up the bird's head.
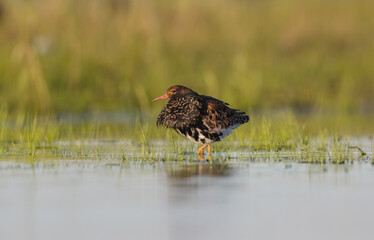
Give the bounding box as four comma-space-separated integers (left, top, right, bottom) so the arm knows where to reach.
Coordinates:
152, 85, 197, 102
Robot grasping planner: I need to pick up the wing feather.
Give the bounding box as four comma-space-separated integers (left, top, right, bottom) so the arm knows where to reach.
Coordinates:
201, 96, 249, 130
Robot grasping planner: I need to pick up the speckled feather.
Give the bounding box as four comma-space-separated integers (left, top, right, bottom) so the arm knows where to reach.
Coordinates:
156, 86, 249, 144
156, 95, 203, 128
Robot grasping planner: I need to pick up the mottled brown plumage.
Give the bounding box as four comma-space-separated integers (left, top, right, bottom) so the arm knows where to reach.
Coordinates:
152, 85, 249, 156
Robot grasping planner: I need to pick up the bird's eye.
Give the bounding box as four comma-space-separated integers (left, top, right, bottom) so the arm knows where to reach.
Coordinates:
171, 90, 177, 94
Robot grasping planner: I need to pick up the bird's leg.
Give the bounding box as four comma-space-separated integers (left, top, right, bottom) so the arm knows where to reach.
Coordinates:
208, 144, 211, 157
198, 144, 208, 155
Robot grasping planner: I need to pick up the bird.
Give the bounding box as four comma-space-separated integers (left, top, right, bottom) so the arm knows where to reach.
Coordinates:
152, 85, 249, 156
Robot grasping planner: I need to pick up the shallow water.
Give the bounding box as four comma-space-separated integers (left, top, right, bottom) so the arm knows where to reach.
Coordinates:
0, 139, 373, 240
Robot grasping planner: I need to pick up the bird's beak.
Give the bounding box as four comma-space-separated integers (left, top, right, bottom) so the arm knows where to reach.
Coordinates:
152, 93, 169, 102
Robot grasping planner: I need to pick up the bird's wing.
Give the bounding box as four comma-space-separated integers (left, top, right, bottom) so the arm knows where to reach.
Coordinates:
201, 96, 249, 130
156, 95, 203, 129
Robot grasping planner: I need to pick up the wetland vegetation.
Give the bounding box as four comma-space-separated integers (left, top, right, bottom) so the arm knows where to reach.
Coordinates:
1, 1, 373, 240
0, 0, 373, 114
0, 106, 372, 164
0, 0, 373, 164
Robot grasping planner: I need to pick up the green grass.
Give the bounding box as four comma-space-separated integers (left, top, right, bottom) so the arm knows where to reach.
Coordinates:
0, 106, 371, 164
0, 0, 373, 114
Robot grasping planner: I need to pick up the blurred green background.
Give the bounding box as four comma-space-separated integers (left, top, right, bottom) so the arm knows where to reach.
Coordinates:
0, 0, 373, 115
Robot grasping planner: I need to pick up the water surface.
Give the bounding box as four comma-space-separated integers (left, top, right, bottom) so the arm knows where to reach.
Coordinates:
0, 139, 373, 240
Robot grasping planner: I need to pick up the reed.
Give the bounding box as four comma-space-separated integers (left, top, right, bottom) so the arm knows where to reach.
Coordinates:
0, 0, 373, 114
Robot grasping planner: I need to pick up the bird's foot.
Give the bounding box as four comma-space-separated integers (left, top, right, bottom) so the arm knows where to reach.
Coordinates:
198, 154, 205, 161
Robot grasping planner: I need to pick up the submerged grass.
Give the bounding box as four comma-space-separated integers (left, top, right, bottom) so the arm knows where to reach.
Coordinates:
0, 107, 372, 165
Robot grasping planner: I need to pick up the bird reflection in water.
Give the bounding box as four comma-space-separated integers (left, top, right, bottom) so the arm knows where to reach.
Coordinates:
166, 160, 237, 211
167, 160, 233, 179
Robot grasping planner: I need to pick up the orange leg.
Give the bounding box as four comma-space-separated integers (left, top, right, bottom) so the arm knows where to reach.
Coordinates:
198, 144, 211, 156
198, 144, 208, 155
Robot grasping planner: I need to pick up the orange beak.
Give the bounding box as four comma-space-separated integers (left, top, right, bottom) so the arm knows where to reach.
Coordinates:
152, 93, 169, 102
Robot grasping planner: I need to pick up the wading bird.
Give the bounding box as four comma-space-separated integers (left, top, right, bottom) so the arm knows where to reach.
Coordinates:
152, 85, 249, 157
